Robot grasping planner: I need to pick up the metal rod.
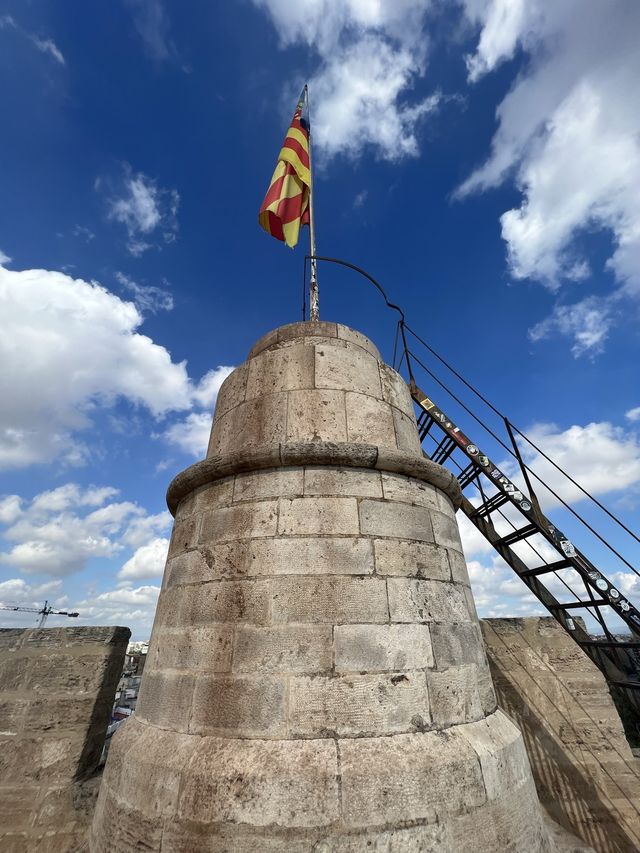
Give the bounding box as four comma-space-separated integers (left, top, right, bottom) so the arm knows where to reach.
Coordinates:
504, 416, 545, 525
306, 85, 319, 320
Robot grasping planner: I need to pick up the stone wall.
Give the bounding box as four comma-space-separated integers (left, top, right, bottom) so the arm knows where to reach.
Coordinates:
0, 625, 130, 852
481, 617, 640, 852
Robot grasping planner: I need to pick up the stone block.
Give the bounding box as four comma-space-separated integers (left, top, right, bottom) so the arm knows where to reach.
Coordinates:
379, 363, 415, 418
427, 665, 483, 727
388, 579, 470, 623
233, 468, 304, 502
380, 472, 439, 509
189, 676, 287, 736
285, 389, 348, 443
335, 624, 434, 672
392, 408, 423, 455
458, 710, 532, 800
431, 508, 464, 552
359, 500, 433, 541
150, 626, 233, 672
200, 500, 278, 542
304, 467, 383, 498
177, 478, 234, 518
212, 364, 247, 421
135, 671, 195, 731
167, 514, 201, 559
208, 393, 287, 456
448, 549, 470, 584
179, 737, 339, 827
431, 622, 488, 669
315, 344, 382, 396
336, 324, 381, 358
109, 719, 196, 818
374, 539, 451, 580
278, 496, 360, 536
233, 625, 332, 674
271, 576, 388, 623
340, 729, 486, 826
165, 549, 213, 587
288, 672, 430, 736
314, 825, 451, 852
156, 579, 272, 628
245, 344, 314, 399
345, 392, 396, 447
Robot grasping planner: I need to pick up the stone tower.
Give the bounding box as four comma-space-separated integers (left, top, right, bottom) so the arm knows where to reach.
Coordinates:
91, 321, 550, 851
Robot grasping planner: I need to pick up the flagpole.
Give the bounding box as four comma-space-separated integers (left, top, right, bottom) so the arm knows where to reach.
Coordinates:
306, 84, 319, 321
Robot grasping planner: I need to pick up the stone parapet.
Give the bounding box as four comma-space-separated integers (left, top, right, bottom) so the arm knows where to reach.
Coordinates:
0, 625, 129, 852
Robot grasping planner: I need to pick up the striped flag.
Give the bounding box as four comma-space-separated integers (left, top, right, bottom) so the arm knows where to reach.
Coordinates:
259, 87, 311, 248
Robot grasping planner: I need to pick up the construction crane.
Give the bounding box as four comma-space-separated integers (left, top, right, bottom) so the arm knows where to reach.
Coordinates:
0, 600, 79, 629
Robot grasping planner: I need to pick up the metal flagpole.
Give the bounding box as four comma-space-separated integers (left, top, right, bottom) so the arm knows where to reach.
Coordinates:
306, 84, 319, 320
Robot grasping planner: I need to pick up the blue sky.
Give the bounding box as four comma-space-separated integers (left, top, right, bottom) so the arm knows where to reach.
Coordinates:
1, 0, 639, 639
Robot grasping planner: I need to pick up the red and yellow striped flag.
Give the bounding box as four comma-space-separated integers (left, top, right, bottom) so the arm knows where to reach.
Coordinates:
259, 88, 311, 248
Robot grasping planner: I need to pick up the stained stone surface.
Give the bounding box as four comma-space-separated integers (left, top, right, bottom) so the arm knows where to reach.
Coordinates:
0, 625, 129, 852
91, 321, 551, 852
482, 617, 640, 853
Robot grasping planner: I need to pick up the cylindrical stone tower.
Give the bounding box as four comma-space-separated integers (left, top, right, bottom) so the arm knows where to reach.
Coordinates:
91, 322, 550, 852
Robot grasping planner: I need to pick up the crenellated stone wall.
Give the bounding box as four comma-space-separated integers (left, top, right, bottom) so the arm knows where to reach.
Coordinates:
91, 321, 551, 851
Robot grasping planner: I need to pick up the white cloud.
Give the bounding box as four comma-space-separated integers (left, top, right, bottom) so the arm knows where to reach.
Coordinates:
105, 168, 179, 255
0, 483, 171, 578
626, 407, 640, 423
0, 249, 12, 265
124, 0, 176, 62
31, 36, 65, 65
528, 296, 613, 357
458, 1, 640, 351
191, 367, 235, 409
0, 264, 195, 469
118, 537, 169, 580
253, 0, 439, 162
163, 412, 211, 457
518, 420, 640, 508
115, 271, 174, 314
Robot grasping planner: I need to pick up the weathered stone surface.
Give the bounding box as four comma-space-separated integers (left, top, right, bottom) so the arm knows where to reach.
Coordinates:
336, 323, 381, 359
340, 728, 486, 826
271, 576, 389, 623
233, 624, 333, 673
179, 737, 339, 827
388, 578, 470, 623
156, 579, 272, 627
208, 393, 287, 457
245, 344, 314, 399
190, 675, 286, 737
278, 496, 360, 535
431, 508, 464, 552
345, 391, 396, 447
200, 499, 278, 542
135, 670, 196, 731
481, 616, 640, 852
431, 621, 488, 668
379, 363, 415, 418
149, 625, 233, 672
315, 343, 382, 396
212, 363, 247, 421
0, 626, 128, 851
335, 624, 434, 672
286, 388, 348, 443
233, 467, 304, 501
289, 671, 430, 736
304, 466, 383, 497
392, 407, 423, 456
374, 539, 451, 580
427, 665, 483, 727
359, 499, 434, 541
380, 472, 439, 509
